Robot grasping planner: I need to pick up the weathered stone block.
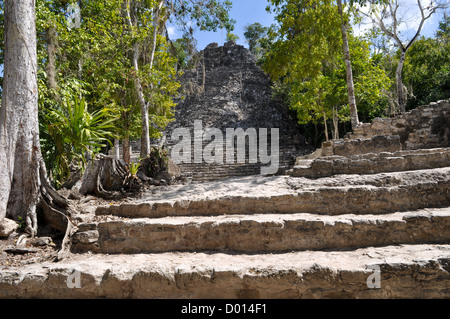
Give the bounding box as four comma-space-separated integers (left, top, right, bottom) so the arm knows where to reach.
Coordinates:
332, 135, 402, 156
72, 230, 99, 244
0, 218, 17, 238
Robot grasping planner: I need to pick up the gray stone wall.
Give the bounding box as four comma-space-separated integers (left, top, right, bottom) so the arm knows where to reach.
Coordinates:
348, 99, 450, 150
302, 99, 450, 160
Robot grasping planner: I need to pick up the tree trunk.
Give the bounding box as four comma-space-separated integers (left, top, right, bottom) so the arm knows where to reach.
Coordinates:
0, 1, 72, 242
0, 1, 40, 232
323, 111, 329, 142
396, 49, 407, 113
363, 0, 437, 113
79, 155, 136, 200
337, 0, 359, 130
45, 25, 60, 103
122, 136, 131, 164
124, 0, 164, 159
135, 42, 151, 158
332, 106, 339, 140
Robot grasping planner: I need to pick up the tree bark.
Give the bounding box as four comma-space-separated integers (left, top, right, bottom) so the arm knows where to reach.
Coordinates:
323, 111, 329, 142
396, 49, 407, 113
337, 0, 359, 130
0, 1, 40, 233
122, 136, 131, 164
0, 1, 73, 243
79, 155, 133, 200
136, 44, 151, 158
332, 106, 339, 140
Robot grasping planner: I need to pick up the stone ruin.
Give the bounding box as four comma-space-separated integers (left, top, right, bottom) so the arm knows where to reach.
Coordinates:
292, 99, 450, 177
158, 41, 310, 182
331, 99, 449, 155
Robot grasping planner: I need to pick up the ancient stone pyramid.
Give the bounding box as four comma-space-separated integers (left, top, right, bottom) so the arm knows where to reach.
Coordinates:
161, 41, 309, 181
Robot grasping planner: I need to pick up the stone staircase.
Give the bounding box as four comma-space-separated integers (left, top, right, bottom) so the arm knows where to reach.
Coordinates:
158, 41, 310, 182
164, 137, 299, 182
1, 101, 449, 299
291, 147, 450, 178
1, 165, 449, 298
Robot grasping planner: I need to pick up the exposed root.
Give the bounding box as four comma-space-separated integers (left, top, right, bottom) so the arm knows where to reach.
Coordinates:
79, 155, 145, 200
38, 159, 76, 261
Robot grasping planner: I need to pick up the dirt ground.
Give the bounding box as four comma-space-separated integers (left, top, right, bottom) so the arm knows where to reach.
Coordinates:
0, 231, 60, 267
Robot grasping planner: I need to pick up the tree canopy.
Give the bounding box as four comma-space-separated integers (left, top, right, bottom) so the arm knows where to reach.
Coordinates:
0, 0, 235, 187
259, 0, 448, 144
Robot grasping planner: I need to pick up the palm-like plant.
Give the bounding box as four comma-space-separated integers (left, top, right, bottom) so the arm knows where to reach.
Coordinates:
46, 96, 118, 186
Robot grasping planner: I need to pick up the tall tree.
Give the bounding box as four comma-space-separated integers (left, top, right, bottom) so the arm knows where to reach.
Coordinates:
358, 0, 447, 112
0, 0, 69, 237
264, 0, 363, 130
337, 0, 359, 129
123, 0, 162, 159
403, 18, 450, 108
243, 22, 268, 58
0, 0, 41, 232
286, 34, 390, 141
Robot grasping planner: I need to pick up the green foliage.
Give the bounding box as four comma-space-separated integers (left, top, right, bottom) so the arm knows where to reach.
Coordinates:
129, 162, 141, 177
172, 36, 196, 71
403, 20, 450, 109
243, 22, 268, 59
17, 217, 26, 231
43, 96, 117, 186
263, 0, 390, 139
171, 0, 235, 34
226, 31, 239, 42
348, 35, 392, 121
436, 15, 449, 41
263, 0, 342, 81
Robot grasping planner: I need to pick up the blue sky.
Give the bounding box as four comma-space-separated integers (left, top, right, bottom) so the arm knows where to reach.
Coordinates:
196, 0, 275, 50
168, 0, 448, 51
169, 0, 276, 50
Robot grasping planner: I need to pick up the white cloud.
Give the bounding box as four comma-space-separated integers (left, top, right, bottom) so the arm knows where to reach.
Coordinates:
167, 25, 178, 38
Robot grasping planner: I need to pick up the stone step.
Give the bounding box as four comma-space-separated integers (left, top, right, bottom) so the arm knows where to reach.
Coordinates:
95, 168, 450, 219
292, 148, 450, 178
1, 244, 449, 298
72, 208, 450, 254
177, 159, 295, 179
163, 139, 297, 182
